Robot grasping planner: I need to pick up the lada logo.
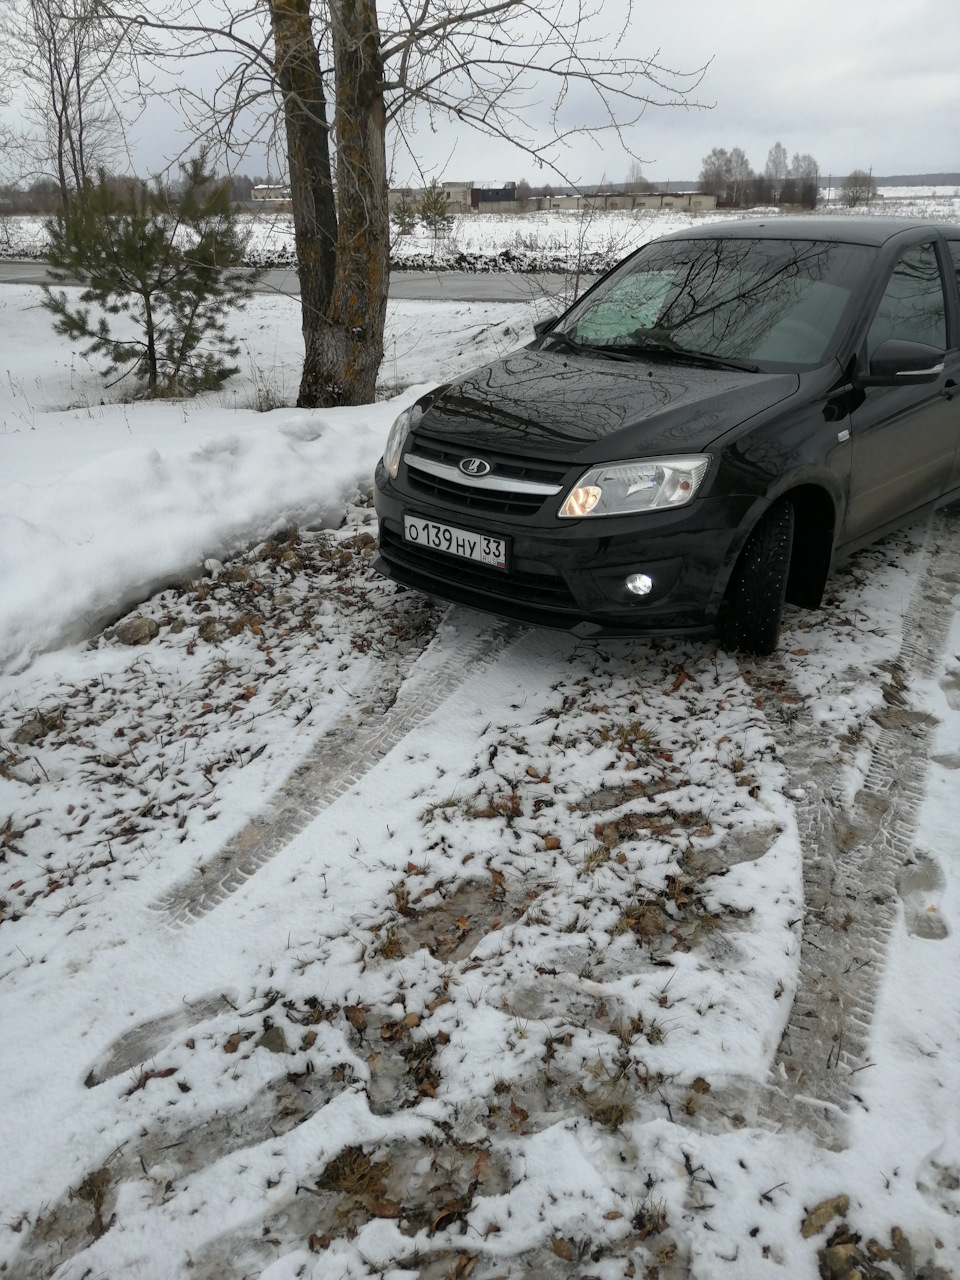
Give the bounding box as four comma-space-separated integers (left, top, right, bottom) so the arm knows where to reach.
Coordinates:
459, 457, 491, 477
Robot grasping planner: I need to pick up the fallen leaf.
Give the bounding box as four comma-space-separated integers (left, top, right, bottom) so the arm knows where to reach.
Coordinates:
127, 1066, 176, 1094
801, 1194, 849, 1238
550, 1237, 573, 1260
509, 1097, 528, 1132
366, 1198, 401, 1218
630, 905, 666, 942
344, 1005, 366, 1031
432, 1196, 472, 1233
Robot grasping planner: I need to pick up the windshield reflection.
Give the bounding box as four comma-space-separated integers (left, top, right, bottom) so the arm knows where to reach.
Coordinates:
549, 237, 876, 371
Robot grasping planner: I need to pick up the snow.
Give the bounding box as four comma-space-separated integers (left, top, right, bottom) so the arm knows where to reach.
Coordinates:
0, 287, 532, 672
5, 185, 960, 276
1, 218, 960, 1279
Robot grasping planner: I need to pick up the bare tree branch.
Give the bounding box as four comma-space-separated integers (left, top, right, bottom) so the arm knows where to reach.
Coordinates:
59, 0, 709, 405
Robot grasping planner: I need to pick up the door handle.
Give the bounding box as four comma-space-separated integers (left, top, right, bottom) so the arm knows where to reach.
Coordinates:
942, 378, 957, 400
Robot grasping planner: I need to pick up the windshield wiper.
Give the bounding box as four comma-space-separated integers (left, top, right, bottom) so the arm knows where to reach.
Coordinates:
596, 337, 760, 373
542, 332, 637, 362
670, 348, 761, 373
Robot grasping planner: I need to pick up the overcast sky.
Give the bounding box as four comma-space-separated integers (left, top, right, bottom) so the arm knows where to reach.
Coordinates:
375, 0, 960, 188
38, 0, 960, 190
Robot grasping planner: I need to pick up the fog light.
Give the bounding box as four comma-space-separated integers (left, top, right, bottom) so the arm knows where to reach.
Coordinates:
625, 572, 654, 597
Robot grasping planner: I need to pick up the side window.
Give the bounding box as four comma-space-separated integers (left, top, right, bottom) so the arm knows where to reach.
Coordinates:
866, 242, 946, 358
948, 241, 960, 297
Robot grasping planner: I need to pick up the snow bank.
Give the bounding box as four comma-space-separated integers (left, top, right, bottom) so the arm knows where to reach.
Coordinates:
0, 285, 535, 673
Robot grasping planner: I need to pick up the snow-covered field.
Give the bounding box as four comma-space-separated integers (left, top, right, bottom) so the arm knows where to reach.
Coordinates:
2, 221, 960, 1279
4, 191, 960, 275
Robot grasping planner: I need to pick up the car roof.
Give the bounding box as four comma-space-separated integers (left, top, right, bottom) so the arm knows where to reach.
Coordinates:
662, 216, 960, 247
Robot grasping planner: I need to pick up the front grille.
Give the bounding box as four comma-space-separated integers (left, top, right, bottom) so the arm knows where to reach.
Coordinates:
381, 525, 578, 609
405, 439, 570, 517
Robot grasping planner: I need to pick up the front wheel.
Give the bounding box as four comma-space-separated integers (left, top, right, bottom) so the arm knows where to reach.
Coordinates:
718, 499, 795, 656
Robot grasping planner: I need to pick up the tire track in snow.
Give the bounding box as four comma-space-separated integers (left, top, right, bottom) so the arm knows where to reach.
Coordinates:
154, 615, 521, 926
762, 506, 960, 1143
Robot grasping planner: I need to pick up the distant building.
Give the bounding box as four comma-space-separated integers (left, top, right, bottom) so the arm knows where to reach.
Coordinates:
388, 181, 474, 214
443, 182, 474, 214
384, 180, 716, 216
591, 191, 717, 212
251, 184, 292, 211
470, 183, 516, 212
518, 190, 716, 212
388, 187, 416, 211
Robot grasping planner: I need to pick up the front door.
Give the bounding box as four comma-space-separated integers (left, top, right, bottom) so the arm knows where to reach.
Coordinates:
846, 241, 960, 543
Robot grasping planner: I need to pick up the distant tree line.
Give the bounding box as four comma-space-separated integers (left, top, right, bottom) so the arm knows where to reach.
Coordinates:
699, 142, 820, 208
0, 173, 269, 215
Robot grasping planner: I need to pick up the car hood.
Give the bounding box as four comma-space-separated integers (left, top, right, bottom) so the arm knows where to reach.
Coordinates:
416, 347, 800, 460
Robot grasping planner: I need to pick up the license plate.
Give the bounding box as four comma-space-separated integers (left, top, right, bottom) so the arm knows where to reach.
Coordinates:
403, 515, 508, 569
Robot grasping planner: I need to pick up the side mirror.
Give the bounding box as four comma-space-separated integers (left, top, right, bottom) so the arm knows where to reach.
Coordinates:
533, 314, 560, 338
857, 338, 945, 386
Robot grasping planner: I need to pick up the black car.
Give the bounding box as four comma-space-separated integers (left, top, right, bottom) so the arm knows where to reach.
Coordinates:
374, 217, 960, 654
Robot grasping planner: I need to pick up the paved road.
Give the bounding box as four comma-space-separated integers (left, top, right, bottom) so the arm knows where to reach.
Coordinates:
0, 260, 590, 303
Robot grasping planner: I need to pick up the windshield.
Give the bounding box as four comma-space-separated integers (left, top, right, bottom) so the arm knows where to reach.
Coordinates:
549, 236, 876, 371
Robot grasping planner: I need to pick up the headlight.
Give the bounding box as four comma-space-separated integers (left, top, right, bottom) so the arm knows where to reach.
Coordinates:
559, 455, 710, 518
383, 404, 422, 479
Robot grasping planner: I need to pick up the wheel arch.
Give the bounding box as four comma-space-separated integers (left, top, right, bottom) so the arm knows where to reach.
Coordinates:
714, 481, 838, 614
783, 483, 837, 609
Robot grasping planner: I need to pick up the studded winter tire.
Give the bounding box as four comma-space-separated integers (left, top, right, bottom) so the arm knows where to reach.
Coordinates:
718, 498, 795, 656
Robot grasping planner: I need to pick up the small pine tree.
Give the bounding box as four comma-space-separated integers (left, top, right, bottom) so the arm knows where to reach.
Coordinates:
391, 196, 417, 236
42, 152, 259, 398
418, 179, 451, 240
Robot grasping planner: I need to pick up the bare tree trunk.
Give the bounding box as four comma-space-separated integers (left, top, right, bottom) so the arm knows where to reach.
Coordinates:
320, 0, 389, 406
268, 0, 387, 408
267, 0, 338, 404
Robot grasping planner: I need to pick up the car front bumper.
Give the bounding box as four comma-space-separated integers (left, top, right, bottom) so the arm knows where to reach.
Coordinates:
373, 461, 754, 638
